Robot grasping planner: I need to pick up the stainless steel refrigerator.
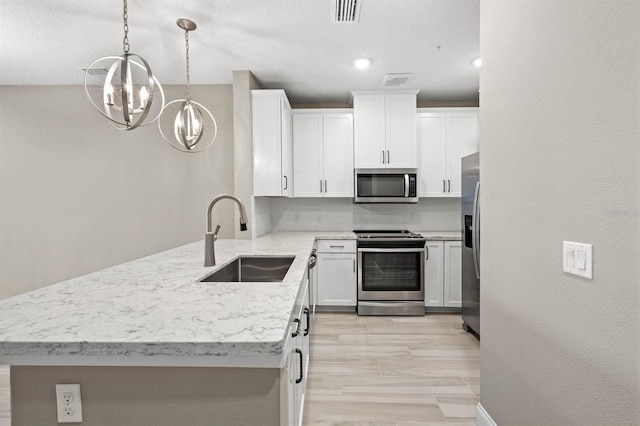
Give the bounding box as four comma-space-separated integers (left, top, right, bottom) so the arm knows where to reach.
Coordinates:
461, 152, 480, 337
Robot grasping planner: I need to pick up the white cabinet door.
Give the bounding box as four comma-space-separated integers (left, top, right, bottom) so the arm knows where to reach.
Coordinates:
317, 253, 357, 306
418, 113, 447, 197
253, 92, 283, 196
445, 112, 478, 197
322, 114, 354, 197
424, 240, 462, 309
353, 94, 386, 168
281, 102, 294, 197
293, 112, 353, 198
354, 92, 417, 169
385, 94, 417, 168
293, 114, 323, 197
444, 241, 462, 307
417, 108, 478, 198
252, 90, 293, 197
285, 347, 298, 426
424, 241, 445, 307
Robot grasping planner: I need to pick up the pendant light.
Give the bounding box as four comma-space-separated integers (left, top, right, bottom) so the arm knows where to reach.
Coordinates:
158, 19, 217, 153
83, 0, 165, 130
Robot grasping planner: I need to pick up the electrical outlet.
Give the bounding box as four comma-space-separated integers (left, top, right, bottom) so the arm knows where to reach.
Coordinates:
56, 384, 83, 423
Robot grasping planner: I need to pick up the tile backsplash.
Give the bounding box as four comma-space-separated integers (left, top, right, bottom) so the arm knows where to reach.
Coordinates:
262, 197, 461, 232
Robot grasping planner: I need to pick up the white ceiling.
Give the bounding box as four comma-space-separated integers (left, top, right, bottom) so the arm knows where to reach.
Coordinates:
0, 0, 480, 105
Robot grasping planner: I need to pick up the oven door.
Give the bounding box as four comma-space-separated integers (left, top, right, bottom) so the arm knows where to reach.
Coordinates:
357, 247, 425, 301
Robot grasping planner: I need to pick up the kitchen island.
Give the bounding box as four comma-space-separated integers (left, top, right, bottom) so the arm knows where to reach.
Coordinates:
0, 232, 354, 425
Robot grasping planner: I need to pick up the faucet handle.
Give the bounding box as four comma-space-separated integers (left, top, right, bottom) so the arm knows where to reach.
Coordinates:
213, 224, 221, 239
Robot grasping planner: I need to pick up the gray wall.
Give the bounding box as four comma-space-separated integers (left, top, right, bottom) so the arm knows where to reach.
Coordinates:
0, 85, 235, 299
480, 1, 639, 424
11, 366, 281, 425
233, 70, 262, 239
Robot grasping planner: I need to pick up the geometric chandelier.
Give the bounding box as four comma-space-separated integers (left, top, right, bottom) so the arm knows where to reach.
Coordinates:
158, 19, 217, 153
83, 0, 164, 130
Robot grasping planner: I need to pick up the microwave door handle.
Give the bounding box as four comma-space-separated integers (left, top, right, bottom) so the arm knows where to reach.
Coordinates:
404, 174, 409, 197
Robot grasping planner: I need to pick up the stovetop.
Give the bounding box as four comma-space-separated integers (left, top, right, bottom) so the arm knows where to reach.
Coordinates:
354, 230, 424, 239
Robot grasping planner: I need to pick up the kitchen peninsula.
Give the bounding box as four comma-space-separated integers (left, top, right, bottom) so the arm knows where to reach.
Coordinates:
0, 232, 354, 425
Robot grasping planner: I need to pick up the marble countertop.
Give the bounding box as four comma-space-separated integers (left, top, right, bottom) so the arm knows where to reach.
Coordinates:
0, 230, 460, 367
0, 232, 353, 367
417, 231, 462, 241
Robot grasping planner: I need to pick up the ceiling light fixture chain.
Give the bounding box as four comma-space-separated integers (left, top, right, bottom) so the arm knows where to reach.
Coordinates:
122, 0, 130, 54
184, 28, 191, 99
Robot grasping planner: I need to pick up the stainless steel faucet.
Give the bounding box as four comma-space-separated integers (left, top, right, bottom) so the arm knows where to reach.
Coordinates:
204, 194, 248, 266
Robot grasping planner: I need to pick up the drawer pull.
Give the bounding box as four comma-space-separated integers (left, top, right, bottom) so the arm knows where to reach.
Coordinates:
291, 318, 301, 337
295, 349, 303, 384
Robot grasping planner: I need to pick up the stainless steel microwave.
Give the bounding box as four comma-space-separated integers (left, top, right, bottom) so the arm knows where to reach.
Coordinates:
354, 168, 418, 203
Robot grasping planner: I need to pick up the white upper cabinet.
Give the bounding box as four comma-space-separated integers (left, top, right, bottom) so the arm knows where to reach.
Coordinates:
353, 91, 418, 169
293, 110, 353, 198
252, 90, 293, 197
418, 108, 478, 197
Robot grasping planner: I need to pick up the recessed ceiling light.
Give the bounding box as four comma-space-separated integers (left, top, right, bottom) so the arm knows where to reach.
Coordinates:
353, 58, 372, 69
472, 57, 482, 67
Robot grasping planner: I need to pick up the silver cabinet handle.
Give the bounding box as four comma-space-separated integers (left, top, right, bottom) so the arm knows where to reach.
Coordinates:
330, 245, 344, 248
320, 179, 323, 192
324, 180, 327, 193
382, 150, 385, 164
425, 245, 429, 260
387, 150, 390, 164
447, 179, 451, 193
353, 258, 356, 273
442, 180, 446, 193
284, 175, 288, 190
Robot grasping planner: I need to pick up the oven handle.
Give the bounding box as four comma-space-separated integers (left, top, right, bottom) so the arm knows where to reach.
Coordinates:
358, 247, 426, 253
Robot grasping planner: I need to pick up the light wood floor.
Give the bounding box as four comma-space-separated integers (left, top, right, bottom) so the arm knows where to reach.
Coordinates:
303, 313, 480, 425
0, 314, 479, 426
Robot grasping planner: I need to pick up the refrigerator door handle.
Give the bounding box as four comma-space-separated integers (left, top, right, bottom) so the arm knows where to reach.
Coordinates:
472, 181, 480, 279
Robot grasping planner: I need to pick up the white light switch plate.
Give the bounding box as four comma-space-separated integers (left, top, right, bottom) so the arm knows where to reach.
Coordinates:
563, 241, 593, 279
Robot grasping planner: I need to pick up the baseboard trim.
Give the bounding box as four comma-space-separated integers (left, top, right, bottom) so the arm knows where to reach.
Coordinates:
477, 403, 497, 426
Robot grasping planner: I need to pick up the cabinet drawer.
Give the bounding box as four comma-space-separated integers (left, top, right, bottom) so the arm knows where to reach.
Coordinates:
317, 240, 356, 253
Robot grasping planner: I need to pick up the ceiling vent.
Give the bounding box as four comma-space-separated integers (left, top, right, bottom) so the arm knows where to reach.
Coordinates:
381, 73, 415, 88
333, 0, 361, 23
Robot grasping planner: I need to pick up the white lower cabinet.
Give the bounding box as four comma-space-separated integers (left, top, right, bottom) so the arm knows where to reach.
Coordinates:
315, 240, 357, 307
425, 240, 462, 308
282, 276, 310, 426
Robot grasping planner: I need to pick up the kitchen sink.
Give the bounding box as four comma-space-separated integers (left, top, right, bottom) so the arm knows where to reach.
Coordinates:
199, 256, 296, 282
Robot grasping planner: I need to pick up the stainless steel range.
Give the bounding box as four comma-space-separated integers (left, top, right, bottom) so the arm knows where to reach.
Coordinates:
355, 230, 426, 316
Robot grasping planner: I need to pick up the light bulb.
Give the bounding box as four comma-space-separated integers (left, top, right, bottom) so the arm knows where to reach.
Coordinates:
139, 86, 148, 109
103, 82, 114, 106
174, 101, 204, 150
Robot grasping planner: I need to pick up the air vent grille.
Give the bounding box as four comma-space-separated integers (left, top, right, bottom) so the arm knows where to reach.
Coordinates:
381, 73, 415, 88
333, 0, 361, 23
